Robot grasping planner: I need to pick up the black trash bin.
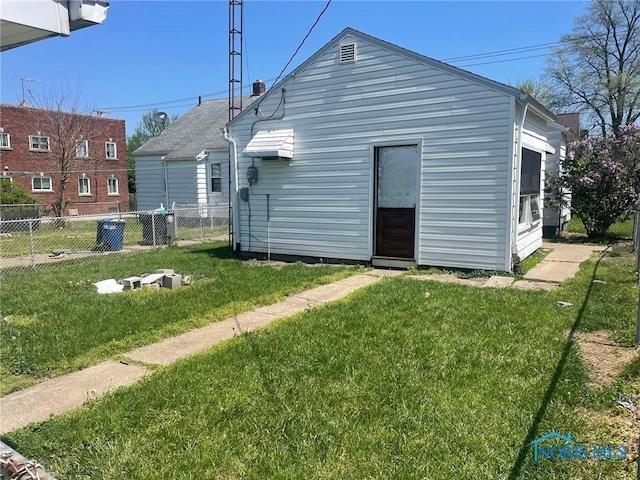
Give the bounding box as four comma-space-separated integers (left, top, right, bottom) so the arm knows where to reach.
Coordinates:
140, 212, 172, 245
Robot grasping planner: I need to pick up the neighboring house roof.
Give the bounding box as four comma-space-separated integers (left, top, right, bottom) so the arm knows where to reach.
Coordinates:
135, 97, 251, 160
229, 27, 556, 128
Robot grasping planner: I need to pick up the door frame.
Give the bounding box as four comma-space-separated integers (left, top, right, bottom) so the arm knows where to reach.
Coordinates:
369, 138, 423, 261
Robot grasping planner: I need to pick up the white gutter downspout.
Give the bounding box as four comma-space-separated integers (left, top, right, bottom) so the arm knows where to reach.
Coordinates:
222, 127, 241, 251
511, 94, 529, 270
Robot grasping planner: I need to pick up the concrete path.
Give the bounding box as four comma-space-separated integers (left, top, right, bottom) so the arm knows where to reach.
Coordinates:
0, 270, 400, 435
524, 242, 605, 283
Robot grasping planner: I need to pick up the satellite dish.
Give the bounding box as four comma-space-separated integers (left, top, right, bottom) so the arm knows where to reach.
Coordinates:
153, 111, 168, 124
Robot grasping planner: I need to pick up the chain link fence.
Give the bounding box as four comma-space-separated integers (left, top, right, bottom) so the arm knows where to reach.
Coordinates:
0, 204, 229, 274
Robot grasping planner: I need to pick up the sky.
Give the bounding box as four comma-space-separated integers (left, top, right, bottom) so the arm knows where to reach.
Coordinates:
0, 1, 588, 136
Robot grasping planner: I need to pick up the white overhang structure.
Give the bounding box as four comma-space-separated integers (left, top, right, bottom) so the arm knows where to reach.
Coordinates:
1, 0, 109, 52
243, 129, 295, 159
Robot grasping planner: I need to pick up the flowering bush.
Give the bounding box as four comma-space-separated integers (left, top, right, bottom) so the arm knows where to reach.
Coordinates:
546, 125, 640, 238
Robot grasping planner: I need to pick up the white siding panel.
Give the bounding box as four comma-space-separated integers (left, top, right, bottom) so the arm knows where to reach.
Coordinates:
231, 37, 514, 269
166, 160, 198, 206
135, 154, 165, 211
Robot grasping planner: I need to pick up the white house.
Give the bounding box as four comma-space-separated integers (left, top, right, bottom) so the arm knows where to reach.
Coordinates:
135, 98, 235, 211
543, 113, 580, 237
224, 28, 557, 272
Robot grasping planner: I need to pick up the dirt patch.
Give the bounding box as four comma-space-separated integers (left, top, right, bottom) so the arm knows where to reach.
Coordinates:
573, 330, 639, 387
577, 404, 639, 468
511, 280, 558, 291
405, 273, 487, 287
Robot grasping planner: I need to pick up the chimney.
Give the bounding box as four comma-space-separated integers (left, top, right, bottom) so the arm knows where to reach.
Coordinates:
252, 79, 266, 97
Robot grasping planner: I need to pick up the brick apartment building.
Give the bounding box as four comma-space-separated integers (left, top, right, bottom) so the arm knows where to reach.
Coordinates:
0, 104, 129, 215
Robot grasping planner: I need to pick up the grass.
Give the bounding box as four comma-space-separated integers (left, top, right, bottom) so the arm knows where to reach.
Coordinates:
3, 251, 637, 478
0, 216, 227, 257
519, 247, 550, 274
0, 242, 355, 395
565, 216, 634, 240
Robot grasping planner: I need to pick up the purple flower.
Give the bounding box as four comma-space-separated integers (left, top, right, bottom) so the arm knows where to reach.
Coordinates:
579, 176, 597, 189
600, 159, 619, 174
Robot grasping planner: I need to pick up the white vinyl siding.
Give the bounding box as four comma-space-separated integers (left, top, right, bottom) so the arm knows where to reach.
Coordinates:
230, 36, 514, 270
134, 154, 166, 210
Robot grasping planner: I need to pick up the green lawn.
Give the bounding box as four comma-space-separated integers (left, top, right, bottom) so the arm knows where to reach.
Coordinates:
0, 242, 355, 394
565, 216, 634, 240
0, 216, 227, 257
3, 251, 637, 478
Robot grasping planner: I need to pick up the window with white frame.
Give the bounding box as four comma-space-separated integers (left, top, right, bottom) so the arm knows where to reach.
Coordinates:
519, 148, 542, 225
29, 135, 50, 152
78, 177, 91, 195
210, 163, 222, 193
107, 177, 119, 195
76, 138, 89, 158
0, 132, 10, 149
32, 176, 52, 191
105, 141, 117, 159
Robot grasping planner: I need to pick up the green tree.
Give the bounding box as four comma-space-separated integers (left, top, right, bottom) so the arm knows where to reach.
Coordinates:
126, 109, 177, 195
546, 125, 640, 237
0, 179, 38, 205
512, 77, 558, 111
546, 0, 640, 136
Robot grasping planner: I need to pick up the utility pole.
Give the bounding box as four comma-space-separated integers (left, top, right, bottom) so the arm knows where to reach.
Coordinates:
228, 0, 243, 246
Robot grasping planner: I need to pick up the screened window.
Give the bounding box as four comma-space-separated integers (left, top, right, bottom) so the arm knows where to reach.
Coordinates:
520, 148, 542, 195
107, 177, 119, 195
78, 177, 91, 195
76, 138, 89, 158
519, 194, 541, 225
32, 177, 52, 191
105, 142, 117, 159
29, 135, 50, 152
0, 132, 10, 149
210, 163, 222, 193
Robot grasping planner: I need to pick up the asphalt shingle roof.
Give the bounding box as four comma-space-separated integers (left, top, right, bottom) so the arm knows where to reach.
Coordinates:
134, 97, 250, 159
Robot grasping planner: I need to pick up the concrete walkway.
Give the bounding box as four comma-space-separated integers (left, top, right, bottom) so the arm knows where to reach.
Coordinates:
524, 242, 605, 283
0, 242, 602, 434
0, 270, 400, 435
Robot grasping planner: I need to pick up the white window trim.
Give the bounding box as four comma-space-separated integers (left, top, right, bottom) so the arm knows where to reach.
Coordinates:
107, 177, 119, 195
518, 194, 541, 230
76, 138, 89, 158
78, 177, 91, 196
29, 135, 50, 152
210, 162, 222, 195
105, 141, 117, 159
0, 132, 11, 149
32, 176, 52, 192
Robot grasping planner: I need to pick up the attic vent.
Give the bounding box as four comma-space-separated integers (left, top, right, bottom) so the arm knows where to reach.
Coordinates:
340, 43, 356, 63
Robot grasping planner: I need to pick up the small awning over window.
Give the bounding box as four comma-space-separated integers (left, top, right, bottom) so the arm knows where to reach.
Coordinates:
243, 129, 294, 159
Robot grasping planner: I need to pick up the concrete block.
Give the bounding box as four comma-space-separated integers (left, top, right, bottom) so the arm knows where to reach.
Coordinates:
155, 269, 174, 275
163, 273, 182, 289
122, 276, 142, 290
141, 273, 164, 285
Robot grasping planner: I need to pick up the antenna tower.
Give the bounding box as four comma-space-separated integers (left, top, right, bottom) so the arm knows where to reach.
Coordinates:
229, 0, 243, 121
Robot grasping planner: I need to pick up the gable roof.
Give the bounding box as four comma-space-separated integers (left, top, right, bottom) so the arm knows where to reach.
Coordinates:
229, 27, 555, 127
135, 97, 250, 160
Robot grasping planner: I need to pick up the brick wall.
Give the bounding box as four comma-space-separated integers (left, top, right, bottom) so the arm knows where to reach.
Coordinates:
0, 104, 129, 215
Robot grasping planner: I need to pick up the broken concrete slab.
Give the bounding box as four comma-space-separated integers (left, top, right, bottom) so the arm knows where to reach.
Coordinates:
140, 273, 164, 285
155, 269, 174, 275
524, 261, 581, 283
512, 280, 557, 291
93, 279, 124, 294
0, 361, 147, 435
482, 276, 515, 288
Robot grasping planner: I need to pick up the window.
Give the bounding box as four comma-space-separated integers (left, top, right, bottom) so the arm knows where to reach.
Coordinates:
32, 177, 52, 191
78, 177, 91, 195
210, 163, 222, 193
0, 132, 10, 149
107, 177, 119, 195
105, 142, 117, 159
519, 194, 541, 225
76, 138, 89, 158
29, 135, 50, 152
518, 148, 542, 226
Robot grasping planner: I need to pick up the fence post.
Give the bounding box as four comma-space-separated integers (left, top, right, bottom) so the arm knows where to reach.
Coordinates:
151, 211, 156, 248
28, 219, 36, 272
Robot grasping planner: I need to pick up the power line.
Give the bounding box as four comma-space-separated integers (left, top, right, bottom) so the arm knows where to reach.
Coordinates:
270, 0, 332, 88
